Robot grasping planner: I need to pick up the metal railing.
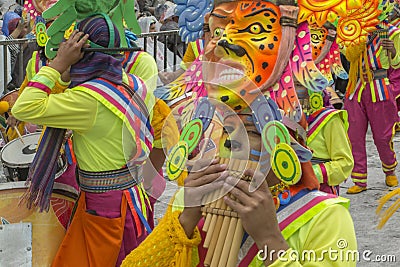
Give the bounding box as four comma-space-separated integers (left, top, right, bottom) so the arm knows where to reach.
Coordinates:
137, 30, 185, 71
0, 37, 36, 93
0, 30, 184, 92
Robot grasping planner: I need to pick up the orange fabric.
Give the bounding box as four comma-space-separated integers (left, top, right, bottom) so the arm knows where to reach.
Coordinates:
52, 192, 127, 267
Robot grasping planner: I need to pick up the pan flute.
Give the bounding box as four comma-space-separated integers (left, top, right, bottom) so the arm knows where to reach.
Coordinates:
201, 158, 259, 267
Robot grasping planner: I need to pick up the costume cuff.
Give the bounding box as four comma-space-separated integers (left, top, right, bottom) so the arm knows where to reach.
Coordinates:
318, 163, 328, 183
169, 210, 201, 246
57, 76, 71, 87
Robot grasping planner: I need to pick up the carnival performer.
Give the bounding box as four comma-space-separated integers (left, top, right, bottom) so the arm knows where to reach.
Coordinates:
387, 4, 400, 114
345, 18, 400, 194
12, 15, 154, 266
374, 2, 400, 231
122, 0, 357, 266
303, 90, 354, 195
2, 45, 78, 190
121, 105, 358, 267
123, 28, 180, 203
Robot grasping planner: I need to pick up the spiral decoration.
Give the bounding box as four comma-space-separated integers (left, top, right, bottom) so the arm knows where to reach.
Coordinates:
175, 0, 214, 43
179, 119, 203, 153
337, 18, 363, 45
166, 141, 188, 180
271, 143, 302, 185
309, 93, 324, 111
297, 0, 362, 26
336, 0, 381, 47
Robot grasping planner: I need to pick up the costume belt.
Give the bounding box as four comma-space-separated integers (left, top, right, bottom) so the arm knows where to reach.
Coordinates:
311, 157, 330, 164
78, 166, 143, 193
360, 69, 388, 81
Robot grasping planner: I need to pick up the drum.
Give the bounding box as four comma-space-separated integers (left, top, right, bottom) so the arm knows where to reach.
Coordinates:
0, 181, 78, 266
0, 89, 39, 146
0, 132, 67, 182
0, 89, 19, 107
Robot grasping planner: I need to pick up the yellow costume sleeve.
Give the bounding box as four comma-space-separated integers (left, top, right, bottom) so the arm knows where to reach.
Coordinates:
12, 66, 97, 132
381, 30, 400, 69
318, 116, 353, 185
127, 52, 158, 94
121, 206, 201, 267
269, 204, 357, 266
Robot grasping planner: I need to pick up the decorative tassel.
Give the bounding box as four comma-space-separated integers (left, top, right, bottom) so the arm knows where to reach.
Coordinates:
65, 138, 76, 165
175, 245, 192, 267
376, 188, 400, 229
21, 127, 66, 212
345, 43, 366, 97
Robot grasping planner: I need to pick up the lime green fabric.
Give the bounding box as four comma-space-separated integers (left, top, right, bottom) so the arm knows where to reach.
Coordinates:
127, 52, 158, 95
266, 203, 357, 266
308, 112, 354, 185
12, 66, 137, 171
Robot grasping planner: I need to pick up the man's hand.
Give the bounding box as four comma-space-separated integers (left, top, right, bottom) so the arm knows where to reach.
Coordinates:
10, 20, 29, 39
179, 158, 227, 237
6, 116, 19, 128
224, 169, 289, 265
48, 30, 90, 74
381, 39, 396, 58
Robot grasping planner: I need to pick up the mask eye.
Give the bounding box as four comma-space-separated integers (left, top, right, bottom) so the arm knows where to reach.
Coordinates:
213, 27, 222, 38
250, 24, 261, 34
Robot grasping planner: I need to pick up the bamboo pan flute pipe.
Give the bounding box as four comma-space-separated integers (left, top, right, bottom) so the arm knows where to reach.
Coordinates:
202, 158, 258, 267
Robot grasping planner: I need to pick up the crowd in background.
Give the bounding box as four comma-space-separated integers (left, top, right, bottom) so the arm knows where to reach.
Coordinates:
0, 0, 183, 95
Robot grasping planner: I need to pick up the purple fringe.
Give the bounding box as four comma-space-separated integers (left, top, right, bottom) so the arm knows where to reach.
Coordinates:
22, 127, 66, 212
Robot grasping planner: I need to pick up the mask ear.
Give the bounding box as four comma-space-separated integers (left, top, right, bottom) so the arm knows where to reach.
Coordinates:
204, 12, 211, 25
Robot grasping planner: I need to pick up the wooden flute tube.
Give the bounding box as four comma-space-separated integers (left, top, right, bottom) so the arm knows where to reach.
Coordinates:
203, 157, 229, 231
204, 213, 225, 265
226, 220, 244, 267
203, 158, 256, 266
218, 159, 249, 267
205, 191, 229, 259
203, 195, 223, 246
204, 158, 232, 265
202, 190, 218, 232
207, 159, 240, 266
210, 215, 231, 267
218, 217, 238, 267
